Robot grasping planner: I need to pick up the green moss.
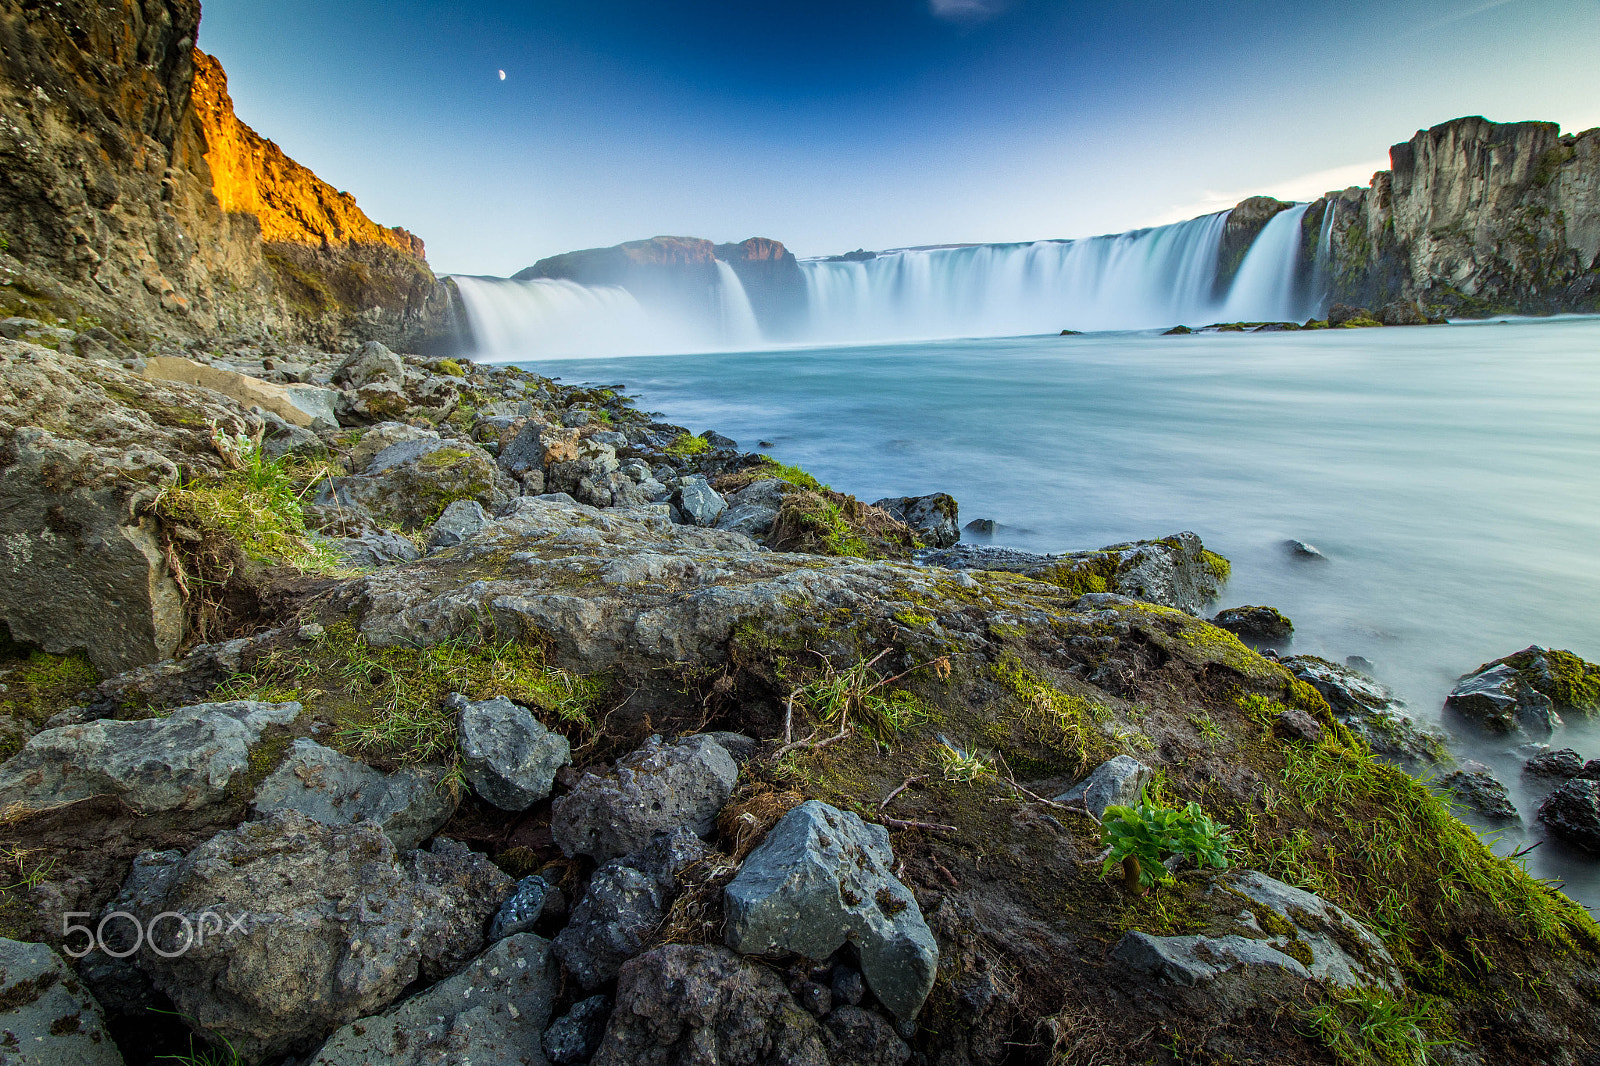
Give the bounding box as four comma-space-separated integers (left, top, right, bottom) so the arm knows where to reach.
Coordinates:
436, 358, 466, 377
753, 457, 825, 492
1501, 647, 1600, 717
1200, 549, 1232, 582
1533, 144, 1575, 187
894, 610, 935, 627
0, 650, 99, 736
1036, 552, 1120, 596
990, 653, 1113, 773
665, 433, 711, 458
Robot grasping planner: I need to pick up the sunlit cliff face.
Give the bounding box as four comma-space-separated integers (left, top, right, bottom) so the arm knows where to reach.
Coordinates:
191, 50, 425, 260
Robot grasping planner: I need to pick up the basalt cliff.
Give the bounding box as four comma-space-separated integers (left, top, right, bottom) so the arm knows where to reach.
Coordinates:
0, 0, 455, 349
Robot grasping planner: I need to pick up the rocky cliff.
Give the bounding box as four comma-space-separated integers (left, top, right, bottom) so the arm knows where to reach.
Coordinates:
0, 0, 455, 349
1310, 117, 1600, 316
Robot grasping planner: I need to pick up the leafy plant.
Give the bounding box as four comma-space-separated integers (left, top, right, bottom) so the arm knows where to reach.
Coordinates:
1101, 794, 1233, 889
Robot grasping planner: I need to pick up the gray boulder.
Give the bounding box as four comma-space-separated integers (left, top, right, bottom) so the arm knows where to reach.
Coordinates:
454, 695, 572, 811
309, 933, 557, 1066
0, 937, 124, 1065
316, 438, 513, 532
715, 478, 793, 539
1439, 766, 1519, 821
326, 527, 421, 569
489, 875, 550, 941
260, 410, 327, 459
920, 531, 1224, 615
1446, 662, 1560, 737
427, 498, 490, 551
553, 828, 708, 989
552, 734, 738, 862
333, 341, 405, 390
591, 944, 828, 1066
249, 737, 456, 850
1538, 778, 1600, 852
544, 995, 611, 1065
1282, 655, 1446, 766
724, 800, 937, 1024
0, 700, 300, 816
349, 421, 439, 472
1114, 870, 1400, 991
1051, 755, 1152, 818
106, 809, 513, 1061
871, 493, 960, 548
675, 475, 727, 527
1210, 605, 1293, 644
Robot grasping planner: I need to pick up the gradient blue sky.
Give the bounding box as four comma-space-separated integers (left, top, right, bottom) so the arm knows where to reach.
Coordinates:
199, 0, 1600, 275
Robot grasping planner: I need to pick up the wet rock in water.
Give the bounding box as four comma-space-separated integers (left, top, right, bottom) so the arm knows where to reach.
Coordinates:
1525, 748, 1585, 779
963, 517, 996, 537
724, 800, 937, 1024
544, 994, 612, 1065
675, 475, 728, 527
921, 531, 1226, 615
310, 933, 557, 1066
591, 944, 829, 1066
1538, 778, 1600, 852
1445, 662, 1560, 738
1284, 539, 1327, 560
1211, 605, 1293, 644
1114, 870, 1401, 991
552, 734, 738, 863
1439, 765, 1519, 821
250, 737, 455, 850
872, 493, 960, 548
426, 498, 490, 551
554, 828, 708, 989
106, 809, 513, 1061
1163, 325, 1193, 335
1327, 304, 1376, 327
1468, 646, 1600, 721
1051, 755, 1153, 818
1281, 655, 1445, 767
489, 874, 550, 940
0, 700, 300, 816
0, 936, 124, 1065
453, 694, 572, 811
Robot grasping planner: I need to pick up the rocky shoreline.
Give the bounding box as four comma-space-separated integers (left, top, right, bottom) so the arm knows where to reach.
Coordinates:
0, 330, 1598, 1065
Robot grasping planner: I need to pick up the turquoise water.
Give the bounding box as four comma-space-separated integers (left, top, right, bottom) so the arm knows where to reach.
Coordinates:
510, 316, 1600, 904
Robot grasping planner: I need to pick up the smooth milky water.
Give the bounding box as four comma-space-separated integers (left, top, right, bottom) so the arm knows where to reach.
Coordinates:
507, 317, 1600, 908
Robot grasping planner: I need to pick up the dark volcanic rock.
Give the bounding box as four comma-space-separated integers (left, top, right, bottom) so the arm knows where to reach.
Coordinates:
1211, 605, 1294, 644
1440, 766, 1519, 821
1539, 779, 1600, 853
872, 493, 960, 548
1525, 748, 1586, 779
1445, 662, 1560, 738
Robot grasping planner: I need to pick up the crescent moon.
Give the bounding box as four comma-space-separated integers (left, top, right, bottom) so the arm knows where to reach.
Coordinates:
498, 70, 506, 81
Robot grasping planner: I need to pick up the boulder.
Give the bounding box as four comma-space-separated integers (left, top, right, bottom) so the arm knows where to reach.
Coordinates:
715, 478, 793, 539
144, 355, 339, 429
107, 810, 513, 1061
1327, 304, 1374, 327
920, 532, 1225, 615
333, 341, 406, 390
822, 1005, 911, 1066
0, 937, 124, 1065
552, 734, 738, 862
871, 493, 960, 548
454, 694, 572, 811
309, 933, 557, 1066
326, 527, 422, 569
553, 828, 708, 989
1210, 605, 1293, 644
1114, 871, 1400, 990
0, 700, 300, 816
1468, 646, 1600, 720
348, 421, 439, 473
1284, 539, 1327, 560
1439, 766, 1519, 821
1445, 662, 1560, 738
1524, 748, 1585, 779
675, 475, 727, 527
489, 875, 550, 941
1281, 656, 1445, 766
724, 800, 938, 1024
591, 944, 828, 1066
1538, 779, 1600, 852
544, 994, 611, 1065
1051, 755, 1152, 818
249, 737, 456, 849
426, 498, 490, 551
315, 438, 513, 531
259, 410, 327, 459
1378, 300, 1429, 326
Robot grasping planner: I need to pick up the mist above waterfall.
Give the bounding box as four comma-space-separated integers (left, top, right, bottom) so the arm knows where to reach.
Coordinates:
454, 204, 1331, 359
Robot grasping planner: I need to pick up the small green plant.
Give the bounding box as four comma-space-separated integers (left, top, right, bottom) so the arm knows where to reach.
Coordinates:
755, 456, 825, 491
1307, 986, 1453, 1066
777, 651, 941, 754
436, 358, 466, 377
1188, 711, 1226, 744
0, 845, 56, 891
665, 432, 710, 458
1101, 794, 1233, 889
937, 737, 996, 783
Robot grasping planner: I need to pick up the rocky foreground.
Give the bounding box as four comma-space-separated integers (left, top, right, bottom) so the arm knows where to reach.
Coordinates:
0, 333, 1597, 1066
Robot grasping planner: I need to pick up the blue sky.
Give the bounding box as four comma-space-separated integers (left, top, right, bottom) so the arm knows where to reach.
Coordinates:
199, 0, 1600, 275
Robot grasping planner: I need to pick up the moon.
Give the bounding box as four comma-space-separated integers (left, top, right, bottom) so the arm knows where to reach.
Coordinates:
498, 69, 506, 81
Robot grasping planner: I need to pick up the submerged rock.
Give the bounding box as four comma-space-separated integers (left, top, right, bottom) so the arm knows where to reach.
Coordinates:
872, 493, 960, 548
1284, 539, 1327, 560
552, 734, 737, 862
1211, 605, 1293, 644
0, 936, 124, 1065
1439, 766, 1519, 821
1445, 662, 1560, 738
310, 933, 557, 1066
1525, 748, 1585, 779
1538, 779, 1600, 852
724, 800, 937, 1024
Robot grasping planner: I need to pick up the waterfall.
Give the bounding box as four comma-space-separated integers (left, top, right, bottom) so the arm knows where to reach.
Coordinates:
1310, 201, 1337, 317
1217, 203, 1313, 323
455, 206, 1321, 358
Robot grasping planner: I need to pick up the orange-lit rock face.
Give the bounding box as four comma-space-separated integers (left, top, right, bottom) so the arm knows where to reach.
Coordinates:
191, 51, 425, 261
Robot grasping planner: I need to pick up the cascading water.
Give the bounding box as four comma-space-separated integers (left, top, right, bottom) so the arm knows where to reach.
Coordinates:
455, 206, 1321, 358
1310, 201, 1337, 316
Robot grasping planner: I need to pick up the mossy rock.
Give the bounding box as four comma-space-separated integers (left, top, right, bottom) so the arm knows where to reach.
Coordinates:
767, 490, 917, 560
